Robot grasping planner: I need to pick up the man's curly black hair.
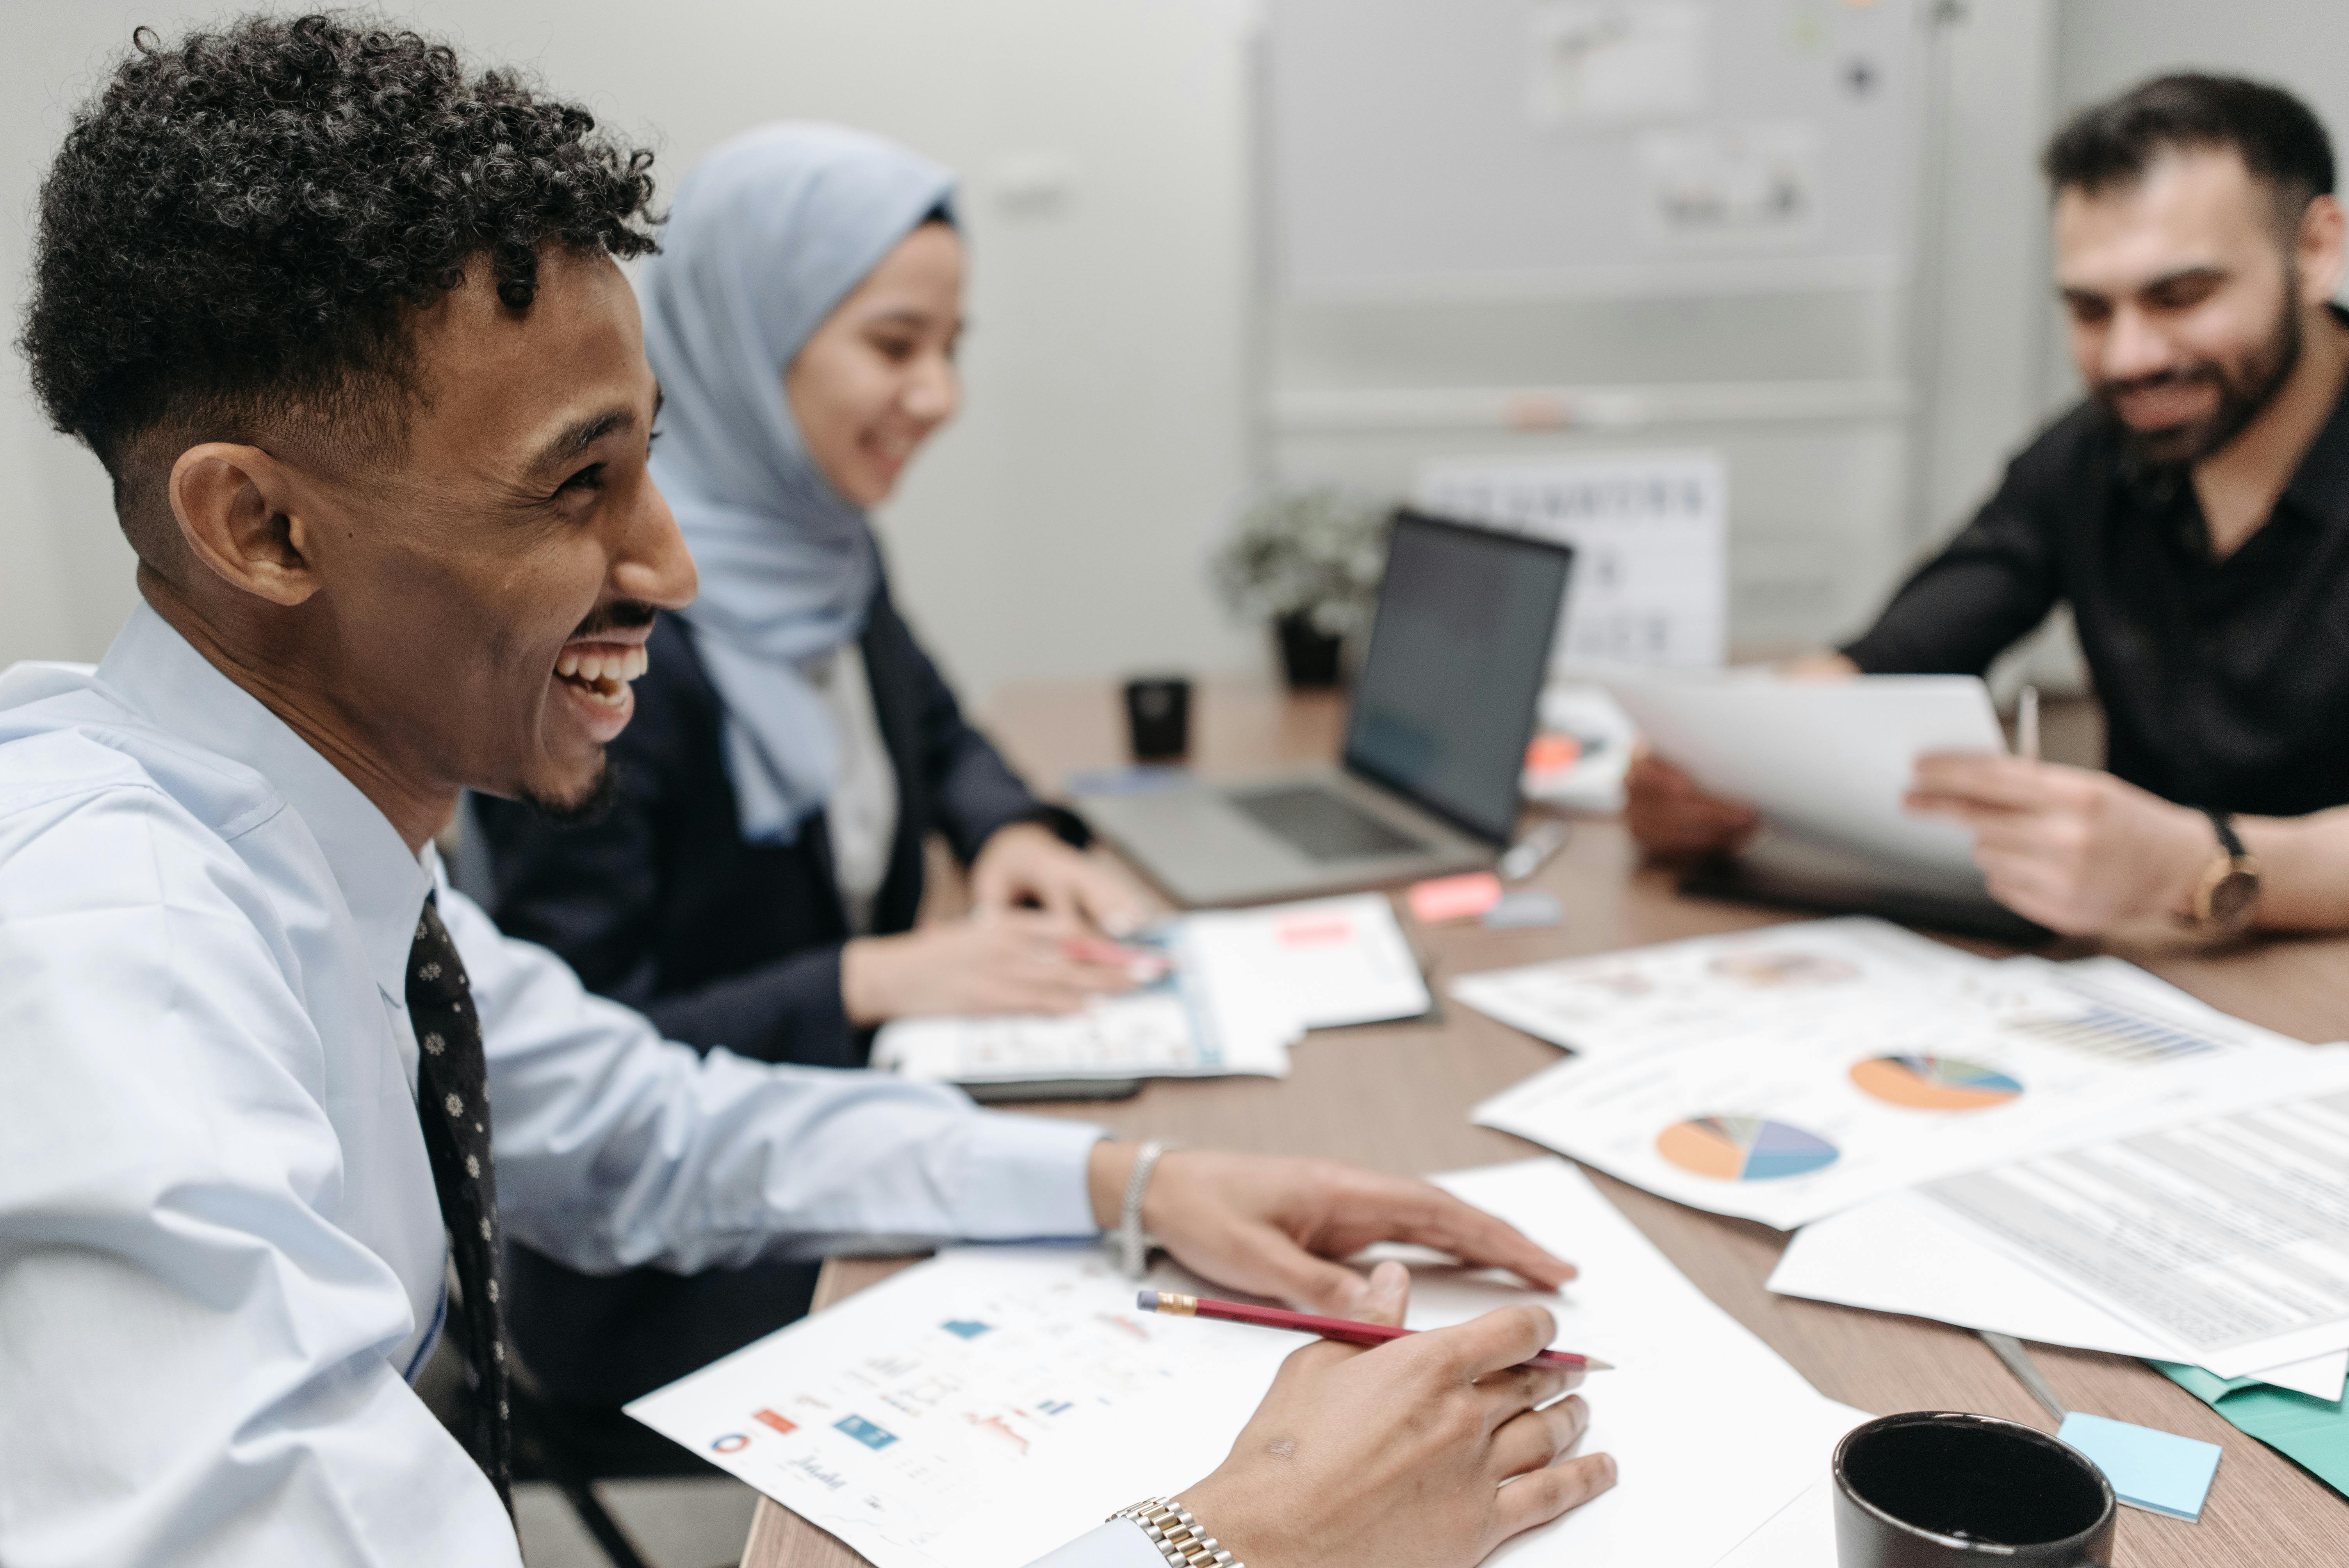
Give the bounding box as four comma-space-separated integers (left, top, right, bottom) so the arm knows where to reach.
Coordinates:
16, 11, 660, 557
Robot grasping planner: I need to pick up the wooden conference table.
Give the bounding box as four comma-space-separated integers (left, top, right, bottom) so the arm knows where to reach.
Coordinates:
743, 677, 2349, 1568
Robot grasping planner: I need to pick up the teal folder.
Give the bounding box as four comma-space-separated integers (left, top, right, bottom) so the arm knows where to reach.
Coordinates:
2153, 1360, 2349, 1497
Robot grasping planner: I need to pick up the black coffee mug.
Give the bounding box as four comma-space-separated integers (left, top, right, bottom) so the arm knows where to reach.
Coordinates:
1834, 1412, 2115, 1568
1123, 676, 1192, 761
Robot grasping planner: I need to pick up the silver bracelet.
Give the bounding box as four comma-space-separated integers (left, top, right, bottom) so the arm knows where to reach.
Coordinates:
1118, 1139, 1174, 1279
1111, 1495, 1244, 1568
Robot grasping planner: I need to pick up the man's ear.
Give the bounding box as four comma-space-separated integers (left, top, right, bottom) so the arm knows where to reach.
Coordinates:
167, 444, 323, 608
2295, 192, 2346, 306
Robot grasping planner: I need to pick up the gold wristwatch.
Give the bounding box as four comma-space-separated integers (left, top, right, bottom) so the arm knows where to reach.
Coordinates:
2185, 811, 2260, 938
1111, 1497, 1246, 1568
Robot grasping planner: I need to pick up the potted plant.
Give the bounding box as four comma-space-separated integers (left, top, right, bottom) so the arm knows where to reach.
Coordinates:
1212, 483, 1392, 688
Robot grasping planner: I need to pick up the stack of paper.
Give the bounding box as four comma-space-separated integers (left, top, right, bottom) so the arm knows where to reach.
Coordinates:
627, 1159, 1867, 1568
1770, 1071, 2349, 1395
1457, 918, 2342, 1229
872, 894, 1429, 1087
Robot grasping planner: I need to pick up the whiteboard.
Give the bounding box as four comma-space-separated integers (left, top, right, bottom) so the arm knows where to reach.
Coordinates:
1266, 0, 1926, 299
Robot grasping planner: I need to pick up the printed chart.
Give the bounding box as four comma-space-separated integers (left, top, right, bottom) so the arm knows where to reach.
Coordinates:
1448, 916, 2048, 1059
628, 1162, 1870, 1568
1849, 1055, 2023, 1112
1472, 939, 2329, 1228
1655, 1116, 1839, 1181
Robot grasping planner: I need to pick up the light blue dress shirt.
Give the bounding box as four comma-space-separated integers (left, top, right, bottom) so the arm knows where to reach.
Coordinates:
0, 606, 1160, 1568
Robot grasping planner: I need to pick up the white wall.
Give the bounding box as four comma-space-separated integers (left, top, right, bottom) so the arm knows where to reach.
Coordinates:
0, 0, 1264, 693
10, 2, 2349, 690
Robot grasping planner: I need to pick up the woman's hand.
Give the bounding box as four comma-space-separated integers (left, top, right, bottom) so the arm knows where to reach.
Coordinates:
839, 911, 1148, 1025
1085, 1145, 1577, 1312
969, 821, 1153, 935
1179, 1261, 1617, 1568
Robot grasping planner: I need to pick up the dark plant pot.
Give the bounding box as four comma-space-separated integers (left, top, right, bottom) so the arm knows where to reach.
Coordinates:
1275, 613, 1345, 689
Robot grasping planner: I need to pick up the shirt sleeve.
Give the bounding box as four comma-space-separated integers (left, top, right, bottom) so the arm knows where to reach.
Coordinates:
0, 771, 517, 1568
1838, 438, 2068, 677
1027, 1520, 1171, 1568
443, 888, 1105, 1275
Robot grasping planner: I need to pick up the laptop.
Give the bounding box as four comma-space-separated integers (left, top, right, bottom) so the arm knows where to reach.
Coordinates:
1073, 511, 1573, 907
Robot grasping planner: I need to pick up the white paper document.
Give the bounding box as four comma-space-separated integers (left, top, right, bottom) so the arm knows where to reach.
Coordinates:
626, 1160, 1867, 1568
1451, 916, 2023, 1059
1179, 893, 1430, 1030
1770, 1185, 2349, 1401
1603, 671, 2005, 878
1469, 925, 2334, 1228
872, 896, 1424, 1086
1916, 1084, 2349, 1379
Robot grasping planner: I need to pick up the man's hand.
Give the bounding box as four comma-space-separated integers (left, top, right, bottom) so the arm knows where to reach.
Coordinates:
1622, 652, 1858, 858
1179, 1261, 1616, 1568
1905, 753, 2214, 935
1086, 1145, 1577, 1314
970, 821, 1153, 936
1622, 748, 1761, 857
839, 911, 1145, 1026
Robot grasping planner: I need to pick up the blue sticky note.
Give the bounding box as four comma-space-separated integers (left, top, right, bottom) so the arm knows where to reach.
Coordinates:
2057, 1410, 2222, 1521
1483, 889, 1565, 930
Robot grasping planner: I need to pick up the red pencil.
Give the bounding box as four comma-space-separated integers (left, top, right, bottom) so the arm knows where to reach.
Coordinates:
1137, 1290, 1613, 1371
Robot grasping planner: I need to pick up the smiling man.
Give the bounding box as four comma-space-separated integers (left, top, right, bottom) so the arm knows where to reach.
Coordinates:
1630, 73, 2349, 939
0, 17, 1613, 1567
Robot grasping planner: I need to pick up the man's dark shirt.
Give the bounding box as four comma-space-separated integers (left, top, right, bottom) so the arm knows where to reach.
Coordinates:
1841, 366, 2349, 818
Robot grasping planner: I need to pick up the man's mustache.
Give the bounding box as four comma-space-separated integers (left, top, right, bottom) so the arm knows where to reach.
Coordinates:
568, 601, 659, 641
2095, 363, 2224, 403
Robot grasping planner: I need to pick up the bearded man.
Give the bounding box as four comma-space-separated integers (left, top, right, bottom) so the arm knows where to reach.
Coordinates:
1631, 73, 2349, 939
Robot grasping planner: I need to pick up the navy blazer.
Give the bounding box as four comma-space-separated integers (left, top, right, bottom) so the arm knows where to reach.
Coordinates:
473, 583, 1078, 1069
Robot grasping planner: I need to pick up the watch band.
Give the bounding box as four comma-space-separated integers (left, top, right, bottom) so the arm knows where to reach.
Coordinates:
1111, 1496, 1245, 1568
1119, 1140, 1174, 1279
2206, 809, 2247, 860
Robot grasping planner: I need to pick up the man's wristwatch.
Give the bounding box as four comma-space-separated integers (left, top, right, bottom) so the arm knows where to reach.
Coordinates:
2185, 810, 2261, 938
1111, 1497, 1245, 1568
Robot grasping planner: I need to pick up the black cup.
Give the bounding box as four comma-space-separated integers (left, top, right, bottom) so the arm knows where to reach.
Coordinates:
1834, 1412, 2115, 1568
1123, 676, 1192, 761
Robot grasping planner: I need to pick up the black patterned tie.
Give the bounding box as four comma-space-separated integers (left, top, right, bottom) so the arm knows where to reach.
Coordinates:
410, 895, 513, 1512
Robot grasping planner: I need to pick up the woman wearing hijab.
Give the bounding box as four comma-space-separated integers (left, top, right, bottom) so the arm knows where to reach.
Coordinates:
470, 123, 1150, 1421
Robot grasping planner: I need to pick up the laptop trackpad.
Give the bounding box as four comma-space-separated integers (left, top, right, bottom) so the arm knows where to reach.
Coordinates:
1225, 784, 1429, 863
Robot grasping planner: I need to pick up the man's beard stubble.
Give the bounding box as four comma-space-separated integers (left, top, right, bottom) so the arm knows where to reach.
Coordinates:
521, 755, 622, 827
2099, 277, 2305, 471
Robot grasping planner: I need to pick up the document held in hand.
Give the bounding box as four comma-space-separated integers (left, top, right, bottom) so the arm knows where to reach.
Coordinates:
1603, 670, 2006, 879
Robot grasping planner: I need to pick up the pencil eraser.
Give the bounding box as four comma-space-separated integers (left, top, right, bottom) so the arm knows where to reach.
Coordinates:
1136, 1290, 1157, 1311
2057, 1411, 2221, 1521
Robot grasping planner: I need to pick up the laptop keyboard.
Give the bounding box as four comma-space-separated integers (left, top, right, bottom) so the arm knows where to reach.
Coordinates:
1227, 785, 1429, 863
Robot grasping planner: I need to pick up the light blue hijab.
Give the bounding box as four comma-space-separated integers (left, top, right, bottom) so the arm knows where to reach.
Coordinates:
640, 122, 957, 843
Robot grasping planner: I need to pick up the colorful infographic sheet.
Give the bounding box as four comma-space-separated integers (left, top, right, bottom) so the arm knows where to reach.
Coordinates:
625, 1160, 1866, 1568
1449, 916, 2042, 1059
1470, 930, 2332, 1228
870, 895, 1426, 1085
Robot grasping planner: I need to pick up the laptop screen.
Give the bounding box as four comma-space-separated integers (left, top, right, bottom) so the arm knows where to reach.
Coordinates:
1342, 511, 1574, 844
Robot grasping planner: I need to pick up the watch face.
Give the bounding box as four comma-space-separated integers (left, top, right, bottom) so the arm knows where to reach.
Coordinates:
2209, 869, 2261, 929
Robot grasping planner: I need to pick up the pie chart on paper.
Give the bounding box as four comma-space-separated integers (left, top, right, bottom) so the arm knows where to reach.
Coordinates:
1849, 1055, 2023, 1112
1654, 1116, 1840, 1181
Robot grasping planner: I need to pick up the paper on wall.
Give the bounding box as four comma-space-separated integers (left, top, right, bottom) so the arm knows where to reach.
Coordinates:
626, 1160, 1868, 1568
1636, 121, 1823, 248
1527, 0, 1710, 126
1416, 451, 1727, 672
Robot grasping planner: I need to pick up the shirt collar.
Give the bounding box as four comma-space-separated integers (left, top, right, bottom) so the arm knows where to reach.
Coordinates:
98, 604, 433, 1004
